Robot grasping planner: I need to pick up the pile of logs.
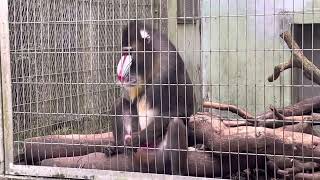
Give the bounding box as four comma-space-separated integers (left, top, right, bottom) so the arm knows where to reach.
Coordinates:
16, 31, 320, 179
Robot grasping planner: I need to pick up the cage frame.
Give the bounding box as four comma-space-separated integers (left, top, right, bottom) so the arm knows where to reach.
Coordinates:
0, 0, 209, 179
1, 0, 320, 179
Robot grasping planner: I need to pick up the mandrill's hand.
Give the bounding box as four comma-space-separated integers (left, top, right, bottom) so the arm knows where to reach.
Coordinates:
124, 132, 140, 153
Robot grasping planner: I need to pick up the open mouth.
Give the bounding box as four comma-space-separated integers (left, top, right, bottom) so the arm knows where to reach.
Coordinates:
117, 75, 137, 87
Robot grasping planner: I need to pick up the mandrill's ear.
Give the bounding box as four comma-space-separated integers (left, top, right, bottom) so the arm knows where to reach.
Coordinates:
139, 29, 151, 44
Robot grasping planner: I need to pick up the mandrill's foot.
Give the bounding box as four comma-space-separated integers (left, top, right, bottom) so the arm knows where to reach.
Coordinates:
104, 139, 136, 157
124, 134, 132, 145
103, 143, 117, 157
124, 135, 139, 154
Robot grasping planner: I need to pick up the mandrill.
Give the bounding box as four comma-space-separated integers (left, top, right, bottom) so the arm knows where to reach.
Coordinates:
107, 20, 195, 175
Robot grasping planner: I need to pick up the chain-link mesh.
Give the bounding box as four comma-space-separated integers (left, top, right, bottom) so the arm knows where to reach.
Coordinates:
5, 0, 320, 179
8, 0, 165, 158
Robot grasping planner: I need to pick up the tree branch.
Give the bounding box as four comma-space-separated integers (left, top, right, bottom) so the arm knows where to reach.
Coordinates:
268, 31, 320, 85
203, 101, 254, 119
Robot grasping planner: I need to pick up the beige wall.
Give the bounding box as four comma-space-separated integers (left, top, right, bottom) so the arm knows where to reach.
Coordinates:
168, 1, 202, 111
200, 0, 320, 115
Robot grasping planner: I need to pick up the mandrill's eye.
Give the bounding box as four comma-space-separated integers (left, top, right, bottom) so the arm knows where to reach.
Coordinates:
122, 46, 133, 55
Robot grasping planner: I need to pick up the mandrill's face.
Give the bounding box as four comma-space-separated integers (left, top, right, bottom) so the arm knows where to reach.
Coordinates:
116, 24, 152, 89
116, 46, 138, 87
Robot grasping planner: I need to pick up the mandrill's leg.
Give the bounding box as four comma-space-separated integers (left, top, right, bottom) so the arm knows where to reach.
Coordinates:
104, 98, 138, 156
127, 116, 171, 150
133, 118, 188, 175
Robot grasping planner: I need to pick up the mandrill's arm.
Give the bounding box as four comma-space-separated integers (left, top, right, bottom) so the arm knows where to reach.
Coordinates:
133, 118, 188, 175
126, 84, 173, 149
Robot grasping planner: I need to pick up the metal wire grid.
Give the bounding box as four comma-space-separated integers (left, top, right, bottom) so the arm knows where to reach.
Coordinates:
201, 1, 320, 179
0, 0, 320, 179
8, 0, 156, 161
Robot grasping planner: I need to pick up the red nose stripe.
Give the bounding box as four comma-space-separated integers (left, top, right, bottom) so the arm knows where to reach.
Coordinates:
118, 54, 128, 82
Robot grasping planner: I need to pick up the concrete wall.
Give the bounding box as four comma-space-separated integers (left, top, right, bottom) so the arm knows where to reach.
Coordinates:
168, 0, 202, 111
201, 0, 320, 115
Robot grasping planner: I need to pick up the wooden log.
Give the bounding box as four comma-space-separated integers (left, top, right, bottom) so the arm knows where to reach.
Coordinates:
40, 151, 219, 177
21, 112, 320, 165
20, 132, 113, 164
295, 172, 320, 180
19, 111, 320, 178
280, 122, 320, 137
267, 156, 320, 177
40, 151, 266, 178
189, 112, 320, 159
41, 152, 134, 171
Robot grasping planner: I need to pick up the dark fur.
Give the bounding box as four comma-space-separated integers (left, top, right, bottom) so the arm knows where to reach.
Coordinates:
107, 20, 195, 175
129, 21, 193, 129
108, 97, 139, 155
133, 118, 188, 175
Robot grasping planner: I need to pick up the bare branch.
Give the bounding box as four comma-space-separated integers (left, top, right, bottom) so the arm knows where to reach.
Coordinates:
268, 31, 320, 84
203, 101, 254, 119
268, 61, 294, 82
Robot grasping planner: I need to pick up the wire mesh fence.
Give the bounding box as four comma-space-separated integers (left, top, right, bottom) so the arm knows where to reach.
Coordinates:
1, 0, 320, 179
8, 0, 157, 159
